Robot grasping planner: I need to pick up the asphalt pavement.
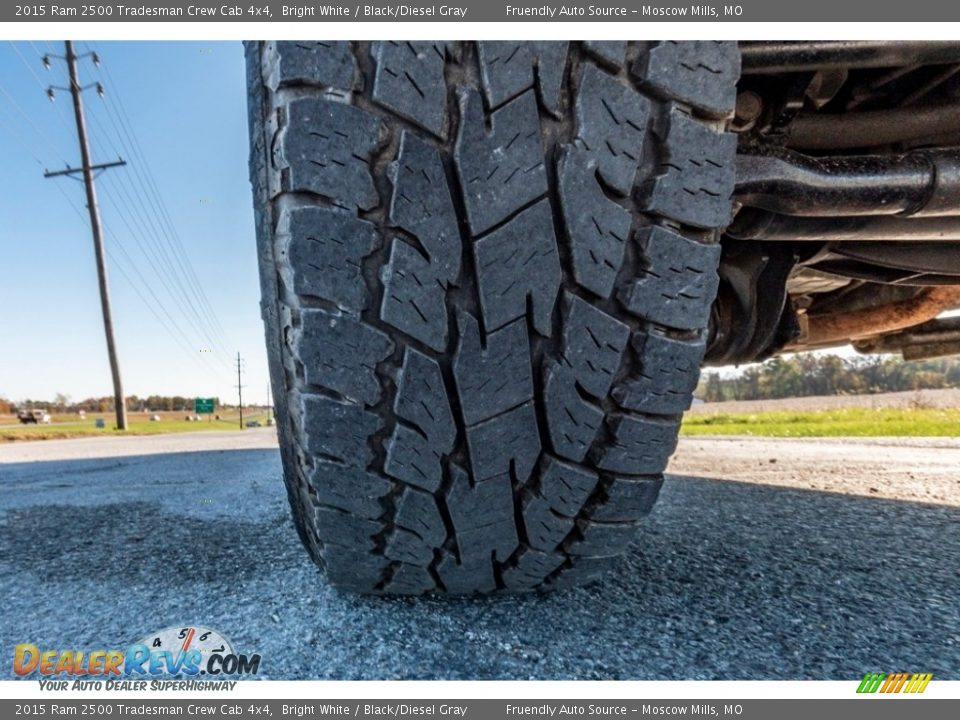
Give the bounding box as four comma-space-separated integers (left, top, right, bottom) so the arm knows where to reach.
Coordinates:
1, 431, 957, 680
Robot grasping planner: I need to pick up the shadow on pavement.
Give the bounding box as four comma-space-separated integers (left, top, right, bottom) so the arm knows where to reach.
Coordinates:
1, 448, 957, 680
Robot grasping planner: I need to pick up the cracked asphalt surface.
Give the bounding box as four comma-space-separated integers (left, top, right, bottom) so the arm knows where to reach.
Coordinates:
1, 431, 957, 680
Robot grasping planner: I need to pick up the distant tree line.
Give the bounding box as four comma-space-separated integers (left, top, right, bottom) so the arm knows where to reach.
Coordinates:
0, 395, 224, 414
6, 354, 958, 412
698, 354, 960, 403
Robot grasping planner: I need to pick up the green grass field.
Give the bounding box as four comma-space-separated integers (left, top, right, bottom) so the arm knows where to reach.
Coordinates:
0, 411, 270, 442
681, 406, 960, 437
7, 405, 959, 442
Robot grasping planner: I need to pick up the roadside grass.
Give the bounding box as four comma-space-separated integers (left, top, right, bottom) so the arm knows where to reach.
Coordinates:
8, 405, 959, 441
681, 406, 960, 437
0, 411, 270, 442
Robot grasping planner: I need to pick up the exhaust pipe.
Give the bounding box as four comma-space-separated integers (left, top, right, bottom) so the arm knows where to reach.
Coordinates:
740, 41, 960, 74
735, 147, 960, 218
789, 285, 960, 349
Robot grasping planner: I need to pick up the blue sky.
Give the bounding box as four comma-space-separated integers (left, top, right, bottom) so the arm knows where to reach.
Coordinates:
0, 41, 270, 405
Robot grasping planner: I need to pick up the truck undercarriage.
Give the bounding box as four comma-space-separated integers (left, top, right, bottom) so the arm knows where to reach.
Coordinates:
709, 40, 960, 365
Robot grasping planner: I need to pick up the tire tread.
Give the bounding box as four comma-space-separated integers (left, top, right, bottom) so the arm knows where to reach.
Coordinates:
248, 40, 737, 593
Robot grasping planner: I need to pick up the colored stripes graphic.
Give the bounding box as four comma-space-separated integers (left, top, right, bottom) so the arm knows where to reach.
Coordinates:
857, 672, 933, 694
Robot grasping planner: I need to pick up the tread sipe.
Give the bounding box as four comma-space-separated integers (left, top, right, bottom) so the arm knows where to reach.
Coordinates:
246, 41, 739, 594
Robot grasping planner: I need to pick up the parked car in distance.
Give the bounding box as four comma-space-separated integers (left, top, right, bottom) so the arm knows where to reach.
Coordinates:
18, 409, 51, 425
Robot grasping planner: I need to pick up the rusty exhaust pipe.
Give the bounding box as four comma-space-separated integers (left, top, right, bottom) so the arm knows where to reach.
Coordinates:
790, 285, 960, 349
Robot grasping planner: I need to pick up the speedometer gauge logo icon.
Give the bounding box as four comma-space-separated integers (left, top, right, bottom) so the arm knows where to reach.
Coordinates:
137, 626, 234, 672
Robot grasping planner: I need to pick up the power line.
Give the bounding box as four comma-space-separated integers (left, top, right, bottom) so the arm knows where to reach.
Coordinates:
110, 94, 236, 354
0, 102, 52, 169
82, 105, 235, 364
83, 161, 236, 371
5, 42, 74, 161
105, 224, 231, 377
104, 186, 236, 372
84, 136, 236, 369
50, 173, 228, 381
78, 86, 235, 365
0, 76, 69, 165
83, 41, 235, 354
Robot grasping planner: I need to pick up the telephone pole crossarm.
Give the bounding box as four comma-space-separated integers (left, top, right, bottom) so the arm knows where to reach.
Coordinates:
43, 159, 126, 178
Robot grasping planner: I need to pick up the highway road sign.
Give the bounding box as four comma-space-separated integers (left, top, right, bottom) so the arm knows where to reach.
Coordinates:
194, 398, 215, 414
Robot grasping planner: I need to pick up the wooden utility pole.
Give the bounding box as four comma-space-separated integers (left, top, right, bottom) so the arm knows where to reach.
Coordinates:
266, 381, 271, 426
236, 352, 245, 429
45, 41, 128, 430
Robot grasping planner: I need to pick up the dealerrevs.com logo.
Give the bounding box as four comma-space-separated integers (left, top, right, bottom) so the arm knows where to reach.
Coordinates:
13, 626, 261, 689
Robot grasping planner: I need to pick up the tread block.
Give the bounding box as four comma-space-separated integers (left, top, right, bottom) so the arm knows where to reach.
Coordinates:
642, 107, 736, 228
454, 314, 533, 426
575, 64, 650, 195
279, 205, 379, 313
323, 546, 389, 592
571, 519, 642, 557
557, 145, 632, 298
264, 41, 356, 92
384, 562, 436, 594
538, 456, 598, 516
296, 309, 393, 405
310, 461, 391, 519
384, 424, 443, 492
380, 238, 449, 351
386, 352, 454, 490
395, 486, 447, 547
595, 414, 679, 474
522, 495, 574, 553
437, 553, 496, 594
546, 555, 620, 589
634, 41, 740, 119
502, 548, 566, 590
583, 41, 626, 69
313, 507, 382, 551
394, 348, 456, 451
473, 199, 562, 336
465, 401, 541, 482
373, 42, 449, 138
446, 466, 518, 562
591, 476, 663, 522
277, 97, 383, 210
617, 225, 721, 331
385, 528, 435, 566
477, 42, 569, 115
612, 332, 706, 414
559, 292, 631, 398
544, 362, 603, 463
388, 132, 461, 285
455, 89, 547, 234
301, 395, 381, 467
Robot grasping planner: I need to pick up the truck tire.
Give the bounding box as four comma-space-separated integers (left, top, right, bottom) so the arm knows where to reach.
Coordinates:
246, 41, 739, 594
